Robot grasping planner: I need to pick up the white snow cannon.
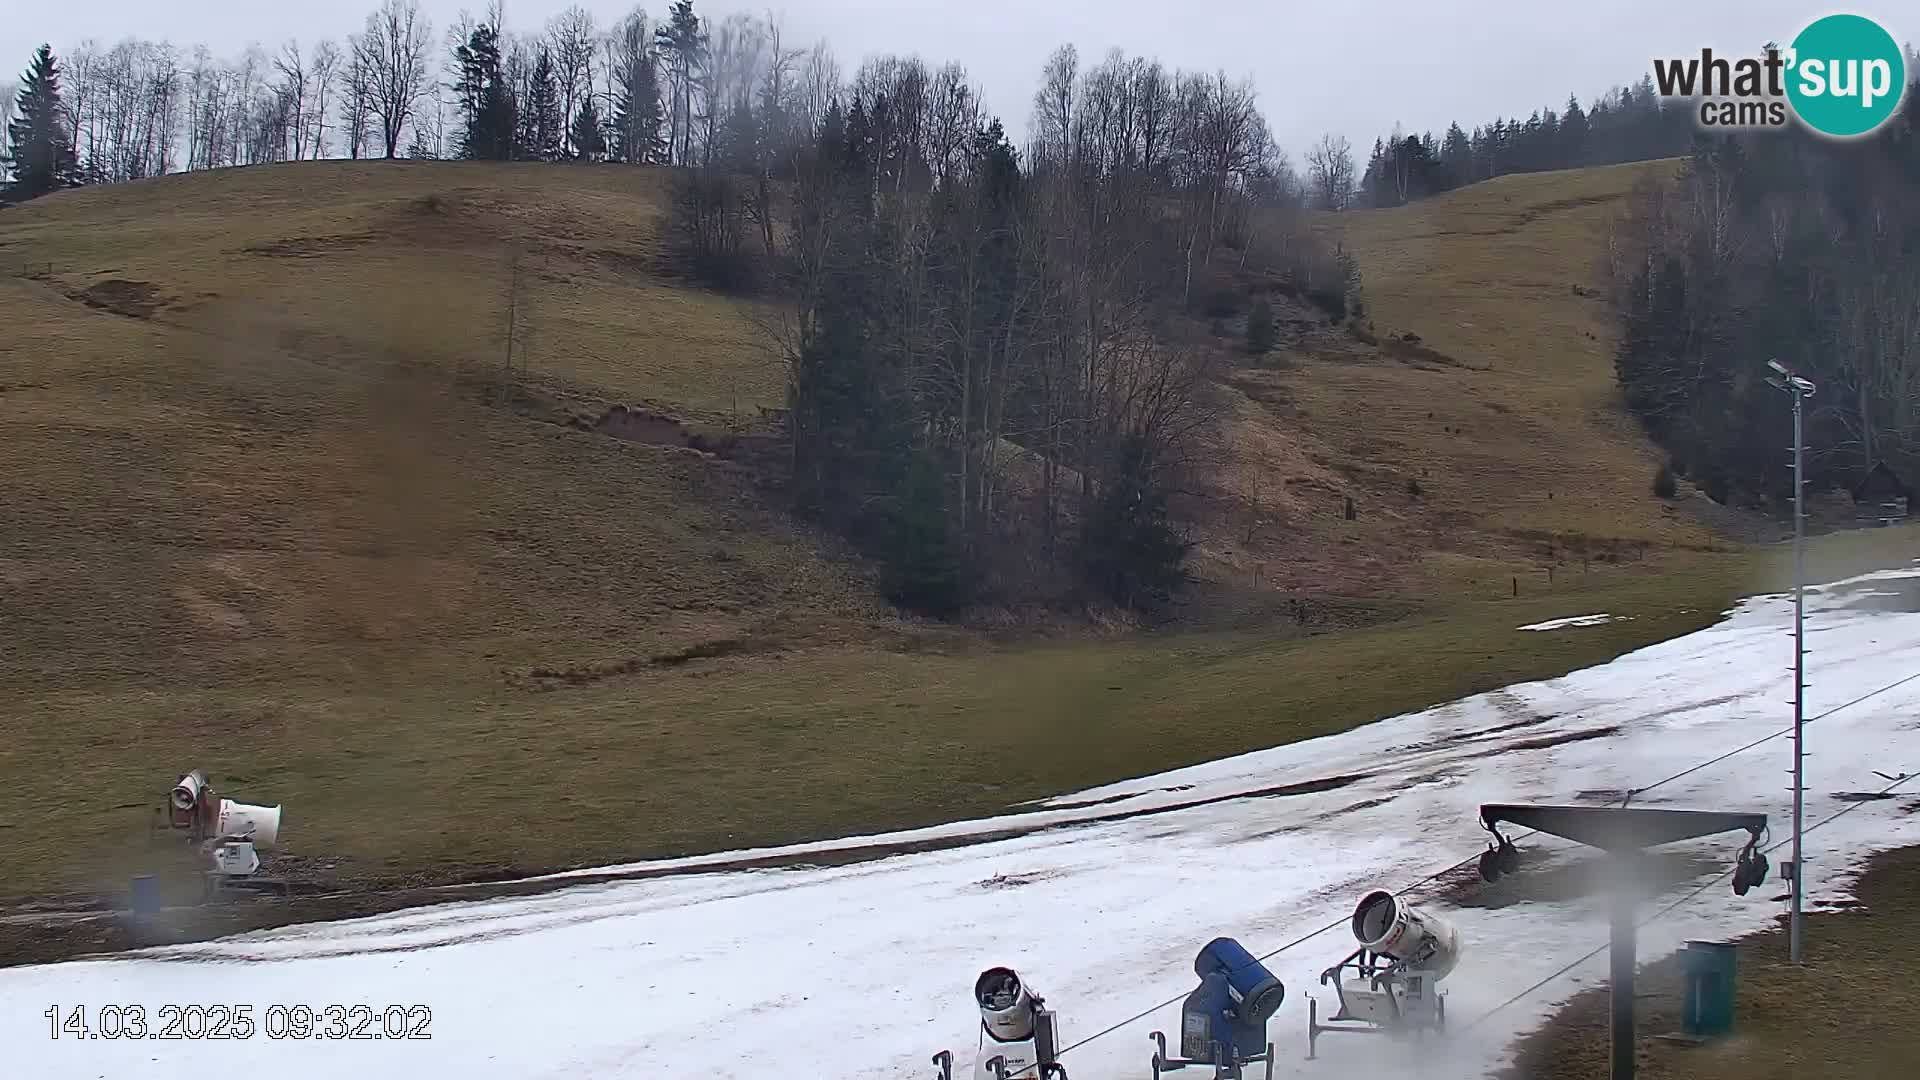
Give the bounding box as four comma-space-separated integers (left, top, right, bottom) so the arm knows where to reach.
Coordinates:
933, 968, 1068, 1080
206, 798, 282, 878
1306, 891, 1460, 1058
158, 770, 284, 885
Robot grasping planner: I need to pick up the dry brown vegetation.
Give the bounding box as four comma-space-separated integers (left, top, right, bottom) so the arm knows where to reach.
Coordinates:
2, 159, 1902, 930
1188, 160, 1711, 611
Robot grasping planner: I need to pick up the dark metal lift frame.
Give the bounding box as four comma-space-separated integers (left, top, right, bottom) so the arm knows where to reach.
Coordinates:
1479, 804, 1767, 1080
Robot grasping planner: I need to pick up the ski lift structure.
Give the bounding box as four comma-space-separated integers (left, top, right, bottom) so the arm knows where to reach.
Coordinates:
1477, 803, 1768, 1080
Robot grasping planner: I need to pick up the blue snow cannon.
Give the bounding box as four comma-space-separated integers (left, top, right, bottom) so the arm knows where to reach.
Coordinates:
1149, 937, 1281, 1079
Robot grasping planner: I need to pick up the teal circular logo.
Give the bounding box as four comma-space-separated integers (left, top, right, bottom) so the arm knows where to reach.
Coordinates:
1786, 14, 1907, 138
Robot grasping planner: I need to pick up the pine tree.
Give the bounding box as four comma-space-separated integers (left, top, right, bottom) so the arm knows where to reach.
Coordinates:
455, 24, 516, 161
526, 49, 562, 162
1081, 435, 1189, 610
1440, 122, 1471, 187
5, 45, 77, 200
612, 51, 662, 164
654, 1, 704, 165
1561, 94, 1590, 167
570, 97, 606, 162
1362, 137, 1391, 206
881, 447, 966, 615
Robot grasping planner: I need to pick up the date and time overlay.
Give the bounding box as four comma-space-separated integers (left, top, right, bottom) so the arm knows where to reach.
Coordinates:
44, 1003, 433, 1042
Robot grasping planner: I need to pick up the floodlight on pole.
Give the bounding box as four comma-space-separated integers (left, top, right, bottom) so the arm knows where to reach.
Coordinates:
1765, 358, 1815, 965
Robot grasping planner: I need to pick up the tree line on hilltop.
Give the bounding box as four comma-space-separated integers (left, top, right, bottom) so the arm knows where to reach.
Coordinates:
1346, 75, 1696, 210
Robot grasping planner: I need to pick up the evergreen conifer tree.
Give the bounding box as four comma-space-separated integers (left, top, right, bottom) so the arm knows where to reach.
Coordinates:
5, 46, 77, 200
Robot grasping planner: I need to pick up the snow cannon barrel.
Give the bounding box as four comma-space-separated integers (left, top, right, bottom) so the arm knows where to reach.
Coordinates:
214, 799, 281, 849
170, 770, 207, 813
975, 968, 1038, 1042
966, 968, 1062, 1080
1351, 890, 1460, 979
1193, 937, 1286, 1025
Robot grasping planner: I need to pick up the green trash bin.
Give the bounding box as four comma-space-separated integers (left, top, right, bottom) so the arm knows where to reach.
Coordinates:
1682, 939, 1738, 1037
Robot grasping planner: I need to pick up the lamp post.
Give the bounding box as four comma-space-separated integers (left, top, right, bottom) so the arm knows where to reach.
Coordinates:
1766, 358, 1815, 965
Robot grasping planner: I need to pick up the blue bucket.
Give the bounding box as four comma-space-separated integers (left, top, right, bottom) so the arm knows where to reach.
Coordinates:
129, 874, 162, 917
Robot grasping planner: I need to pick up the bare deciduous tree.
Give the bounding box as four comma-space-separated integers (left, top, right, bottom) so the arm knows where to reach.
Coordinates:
1028, 44, 1076, 168
1306, 133, 1356, 211
794, 41, 839, 138
0, 80, 18, 181
342, 38, 374, 159
273, 41, 307, 160
306, 40, 341, 159
355, 0, 433, 159
546, 5, 596, 155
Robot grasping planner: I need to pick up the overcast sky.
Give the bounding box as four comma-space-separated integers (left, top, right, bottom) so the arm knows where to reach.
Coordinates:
3, 1, 1900, 163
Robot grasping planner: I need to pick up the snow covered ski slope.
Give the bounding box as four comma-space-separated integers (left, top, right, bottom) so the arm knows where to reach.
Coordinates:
6, 567, 1920, 1079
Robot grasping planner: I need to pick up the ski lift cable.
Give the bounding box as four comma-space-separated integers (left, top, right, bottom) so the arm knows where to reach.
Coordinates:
1464, 765, 1918, 1033
1619, 669, 1920, 806
1007, 667, 1920, 1074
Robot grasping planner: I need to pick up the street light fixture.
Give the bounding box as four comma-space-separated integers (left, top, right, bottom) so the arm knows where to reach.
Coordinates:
1764, 358, 1815, 965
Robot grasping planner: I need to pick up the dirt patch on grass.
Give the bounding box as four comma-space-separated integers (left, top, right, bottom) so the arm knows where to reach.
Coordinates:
241, 234, 376, 259
70, 278, 164, 318
1381, 332, 1479, 371
1502, 845, 1920, 1080
590, 402, 694, 447
519, 636, 761, 687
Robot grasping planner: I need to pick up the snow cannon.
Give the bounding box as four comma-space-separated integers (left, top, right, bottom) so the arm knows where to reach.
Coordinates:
1148, 937, 1279, 1080
1307, 891, 1459, 1058
933, 968, 1068, 1080
156, 770, 285, 887
1350, 891, 1459, 979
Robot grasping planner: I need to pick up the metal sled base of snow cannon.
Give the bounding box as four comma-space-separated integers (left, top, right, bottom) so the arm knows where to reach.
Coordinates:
1306, 889, 1458, 1058
1305, 947, 1446, 1059
1148, 1031, 1274, 1080
933, 1050, 1068, 1080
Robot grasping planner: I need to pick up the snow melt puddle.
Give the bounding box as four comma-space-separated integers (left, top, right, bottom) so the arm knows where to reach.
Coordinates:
5, 568, 1920, 1080
1517, 613, 1618, 631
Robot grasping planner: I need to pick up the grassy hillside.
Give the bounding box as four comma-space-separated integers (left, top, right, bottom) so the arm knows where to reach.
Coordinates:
1201, 160, 1710, 610
1335, 161, 1694, 541
2, 159, 1892, 911
0, 162, 881, 695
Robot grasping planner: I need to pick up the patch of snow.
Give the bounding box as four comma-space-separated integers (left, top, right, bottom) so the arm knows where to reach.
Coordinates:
1517, 613, 1616, 631
5, 570, 1920, 1080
